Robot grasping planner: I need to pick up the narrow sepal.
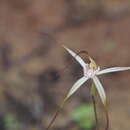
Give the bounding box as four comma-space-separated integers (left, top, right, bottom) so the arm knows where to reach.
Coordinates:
92, 76, 106, 106
97, 67, 130, 75
63, 45, 87, 68
66, 76, 88, 100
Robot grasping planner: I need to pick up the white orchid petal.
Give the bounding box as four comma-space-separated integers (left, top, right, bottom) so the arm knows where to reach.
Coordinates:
63, 45, 87, 68
66, 76, 88, 99
92, 76, 106, 105
97, 67, 130, 75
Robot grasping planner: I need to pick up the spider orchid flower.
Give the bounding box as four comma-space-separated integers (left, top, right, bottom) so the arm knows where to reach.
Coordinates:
63, 45, 130, 106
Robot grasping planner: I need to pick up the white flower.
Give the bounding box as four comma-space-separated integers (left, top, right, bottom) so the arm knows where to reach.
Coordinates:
63, 45, 130, 105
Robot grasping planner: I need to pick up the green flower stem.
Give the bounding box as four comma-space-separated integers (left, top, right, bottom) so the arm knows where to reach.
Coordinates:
103, 104, 109, 130
46, 97, 67, 130
91, 83, 99, 130
91, 82, 109, 130
92, 95, 99, 130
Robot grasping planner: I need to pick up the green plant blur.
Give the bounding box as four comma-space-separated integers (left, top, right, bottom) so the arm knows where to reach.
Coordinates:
4, 113, 21, 130
72, 104, 95, 130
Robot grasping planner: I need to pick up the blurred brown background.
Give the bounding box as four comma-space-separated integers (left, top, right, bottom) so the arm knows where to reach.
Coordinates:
0, 0, 130, 130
